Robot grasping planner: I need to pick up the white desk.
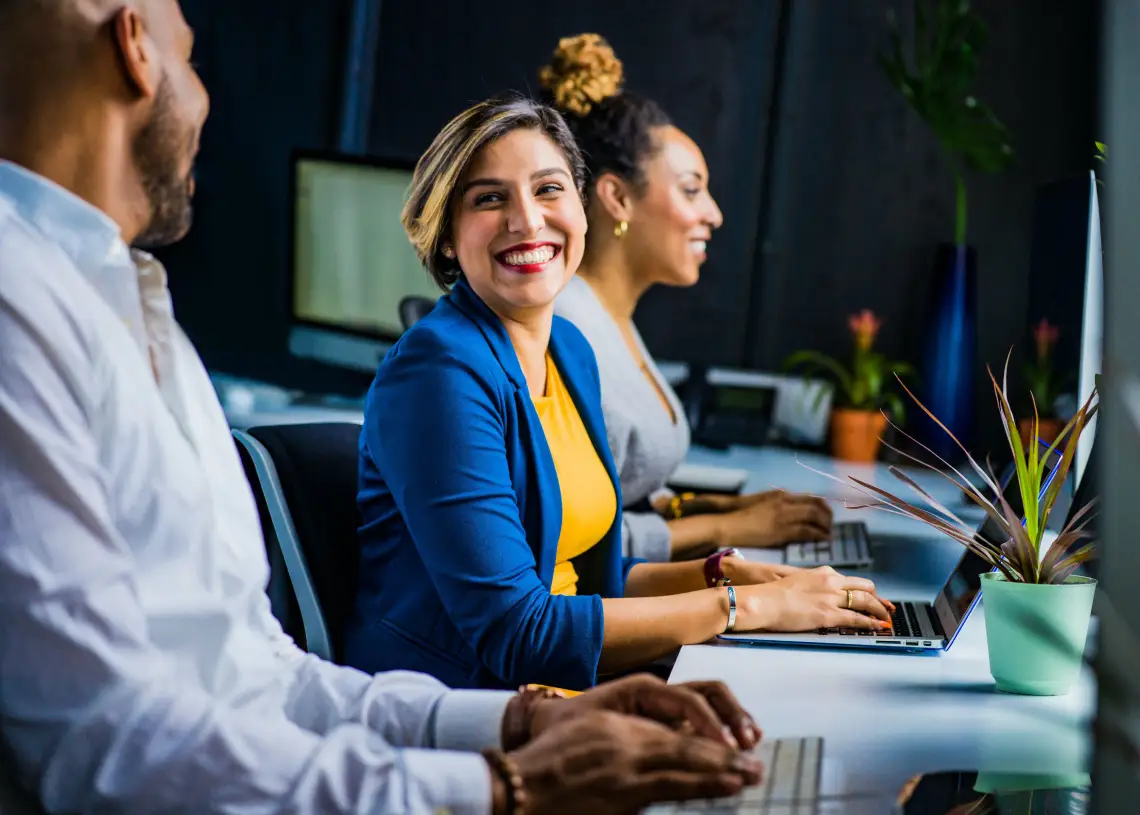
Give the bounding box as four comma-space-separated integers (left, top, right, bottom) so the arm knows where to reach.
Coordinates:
671, 444, 1095, 798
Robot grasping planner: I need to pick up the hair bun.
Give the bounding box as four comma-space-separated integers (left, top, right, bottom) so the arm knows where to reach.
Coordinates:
538, 33, 624, 117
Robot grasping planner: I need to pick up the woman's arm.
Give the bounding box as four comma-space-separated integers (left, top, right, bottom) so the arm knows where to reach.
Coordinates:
600, 568, 895, 675
599, 590, 730, 674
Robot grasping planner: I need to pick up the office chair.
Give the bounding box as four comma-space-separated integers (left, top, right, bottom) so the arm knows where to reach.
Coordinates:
232, 422, 363, 663
398, 295, 436, 330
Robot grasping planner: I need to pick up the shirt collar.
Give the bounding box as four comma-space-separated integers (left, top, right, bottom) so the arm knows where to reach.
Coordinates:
0, 159, 128, 272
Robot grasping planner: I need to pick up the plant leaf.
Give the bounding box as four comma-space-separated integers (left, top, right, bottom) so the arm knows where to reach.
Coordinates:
783, 350, 855, 403
892, 373, 1005, 498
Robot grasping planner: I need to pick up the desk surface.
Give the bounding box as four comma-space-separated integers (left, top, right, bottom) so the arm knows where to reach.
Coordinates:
671, 444, 1095, 799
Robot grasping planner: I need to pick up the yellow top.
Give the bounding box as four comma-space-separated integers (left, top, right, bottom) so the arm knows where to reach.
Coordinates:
532, 354, 618, 596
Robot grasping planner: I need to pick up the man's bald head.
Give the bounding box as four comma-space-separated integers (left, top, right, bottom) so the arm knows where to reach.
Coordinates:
0, 0, 209, 246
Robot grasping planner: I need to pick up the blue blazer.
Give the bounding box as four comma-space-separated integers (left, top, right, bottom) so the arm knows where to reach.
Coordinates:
344, 278, 642, 690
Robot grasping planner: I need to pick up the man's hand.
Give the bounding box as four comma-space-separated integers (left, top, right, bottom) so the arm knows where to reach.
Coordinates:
504, 711, 762, 815
528, 674, 761, 751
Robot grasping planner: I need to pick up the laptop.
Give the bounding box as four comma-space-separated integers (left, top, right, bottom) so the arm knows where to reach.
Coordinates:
720, 451, 1064, 653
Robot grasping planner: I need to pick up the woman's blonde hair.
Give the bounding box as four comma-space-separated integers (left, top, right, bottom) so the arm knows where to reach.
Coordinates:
401, 93, 587, 291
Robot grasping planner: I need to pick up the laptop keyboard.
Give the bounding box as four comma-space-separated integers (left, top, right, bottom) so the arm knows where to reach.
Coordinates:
889, 603, 921, 638
645, 737, 822, 814
814, 601, 917, 637
784, 522, 871, 567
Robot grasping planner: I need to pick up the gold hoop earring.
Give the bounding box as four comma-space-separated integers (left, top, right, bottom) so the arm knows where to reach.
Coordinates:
614, 220, 629, 239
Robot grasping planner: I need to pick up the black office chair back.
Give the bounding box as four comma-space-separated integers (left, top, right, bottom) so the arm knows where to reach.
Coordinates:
398, 295, 436, 331
235, 422, 363, 662
234, 435, 307, 644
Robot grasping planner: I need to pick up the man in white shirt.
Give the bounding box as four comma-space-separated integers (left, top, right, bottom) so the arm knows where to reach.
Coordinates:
0, 1, 766, 815
0, 1, 766, 813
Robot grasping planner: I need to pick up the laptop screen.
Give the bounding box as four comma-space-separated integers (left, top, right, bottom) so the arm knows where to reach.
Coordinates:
933, 447, 1064, 639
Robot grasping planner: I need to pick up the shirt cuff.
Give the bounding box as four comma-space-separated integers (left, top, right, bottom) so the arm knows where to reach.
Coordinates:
433, 690, 512, 752
394, 748, 493, 815
622, 511, 673, 562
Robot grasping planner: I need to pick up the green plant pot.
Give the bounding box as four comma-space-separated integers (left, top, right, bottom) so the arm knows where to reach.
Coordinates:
980, 572, 1097, 696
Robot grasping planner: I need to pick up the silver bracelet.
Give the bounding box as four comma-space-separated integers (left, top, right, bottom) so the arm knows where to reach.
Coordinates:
725, 585, 737, 632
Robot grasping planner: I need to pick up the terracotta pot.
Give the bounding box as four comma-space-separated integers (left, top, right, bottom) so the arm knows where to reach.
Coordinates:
830, 408, 889, 463
1018, 417, 1063, 449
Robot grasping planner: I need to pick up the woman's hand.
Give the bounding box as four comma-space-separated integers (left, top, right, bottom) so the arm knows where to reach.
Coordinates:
722, 558, 804, 586
713, 491, 834, 549
504, 711, 762, 815
732, 566, 896, 632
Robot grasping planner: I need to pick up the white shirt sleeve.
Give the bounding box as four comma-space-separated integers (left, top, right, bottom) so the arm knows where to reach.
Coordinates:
0, 302, 495, 815
270, 612, 512, 752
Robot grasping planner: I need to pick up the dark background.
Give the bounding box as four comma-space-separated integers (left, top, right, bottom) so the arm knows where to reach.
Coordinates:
165, 0, 1098, 457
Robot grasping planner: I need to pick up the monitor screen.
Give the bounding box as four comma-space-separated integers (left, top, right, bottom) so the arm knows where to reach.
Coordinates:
292, 155, 441, 340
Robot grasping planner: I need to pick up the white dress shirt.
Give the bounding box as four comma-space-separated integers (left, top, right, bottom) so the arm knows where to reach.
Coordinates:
0, 160, 510, 814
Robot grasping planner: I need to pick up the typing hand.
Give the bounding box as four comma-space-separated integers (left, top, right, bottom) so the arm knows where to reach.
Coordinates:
723, 559, 804, 586
529, 674, 761, 750
715, 491, 833, 549
504, 711, 762, 815
734, 566, 896, 632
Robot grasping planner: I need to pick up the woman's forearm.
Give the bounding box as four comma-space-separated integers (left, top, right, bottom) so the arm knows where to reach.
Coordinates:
599, 589, 730, 674
623, 560, 709, 597
666, 514, 724, 559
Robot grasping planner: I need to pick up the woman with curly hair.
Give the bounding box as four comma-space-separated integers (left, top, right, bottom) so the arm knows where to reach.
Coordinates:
547, 34, 835, 563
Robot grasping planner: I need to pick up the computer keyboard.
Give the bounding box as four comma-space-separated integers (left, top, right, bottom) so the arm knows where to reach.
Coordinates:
645, 737, 822, 814
783, 522, 872, 568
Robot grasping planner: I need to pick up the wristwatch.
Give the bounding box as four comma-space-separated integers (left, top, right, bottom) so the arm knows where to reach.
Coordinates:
703, 547, 742, 588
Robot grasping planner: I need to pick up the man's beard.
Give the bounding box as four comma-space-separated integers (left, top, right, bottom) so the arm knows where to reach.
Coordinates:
133, 76, 196, 249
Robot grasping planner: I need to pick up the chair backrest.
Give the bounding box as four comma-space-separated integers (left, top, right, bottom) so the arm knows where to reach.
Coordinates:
233, 433, 307, 645
233, 422, 362, 663
398, 295, 436, 331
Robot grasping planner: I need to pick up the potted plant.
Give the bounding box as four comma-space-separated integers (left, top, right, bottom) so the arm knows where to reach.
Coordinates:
878, 0, 1014, 461
783, 310, 913, 463
830, 357, 1098, 696
1020, 318, 1066, 447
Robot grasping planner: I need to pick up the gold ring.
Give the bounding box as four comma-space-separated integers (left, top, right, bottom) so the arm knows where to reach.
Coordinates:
844, 589, 853, 609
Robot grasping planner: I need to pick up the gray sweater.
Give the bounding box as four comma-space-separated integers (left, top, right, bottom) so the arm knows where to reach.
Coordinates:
554, 276, 690, 561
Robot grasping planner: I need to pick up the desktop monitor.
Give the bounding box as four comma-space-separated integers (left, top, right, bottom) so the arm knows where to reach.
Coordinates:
1076, 169, 1103, 486
1025, 170, 1102, 487
288, 150, 441, 372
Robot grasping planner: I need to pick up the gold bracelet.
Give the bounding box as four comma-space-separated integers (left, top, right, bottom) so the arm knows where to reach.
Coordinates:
668, 492, 696, 520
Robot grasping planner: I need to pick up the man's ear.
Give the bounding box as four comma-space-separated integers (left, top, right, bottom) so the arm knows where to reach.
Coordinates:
593, 172, 635, 225
110, 6, 160, 99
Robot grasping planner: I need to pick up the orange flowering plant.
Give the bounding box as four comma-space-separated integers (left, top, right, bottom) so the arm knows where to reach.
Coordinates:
783, 310, 915, 422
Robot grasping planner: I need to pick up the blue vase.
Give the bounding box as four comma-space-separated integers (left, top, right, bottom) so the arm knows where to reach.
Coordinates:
918, 242, 977, 463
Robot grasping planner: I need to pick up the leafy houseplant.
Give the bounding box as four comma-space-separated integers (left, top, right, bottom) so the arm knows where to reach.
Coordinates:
783, 310, 914, 463
832, 358, 1099, 695
878, 0, 1014, 246
1020, 318, 1066, 446
879, 0, 1015, 461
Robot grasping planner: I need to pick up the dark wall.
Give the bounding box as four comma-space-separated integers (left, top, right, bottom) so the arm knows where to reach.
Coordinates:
158, 0, 360, 392
368, 0, 784, 367
748, 0, 1096, 456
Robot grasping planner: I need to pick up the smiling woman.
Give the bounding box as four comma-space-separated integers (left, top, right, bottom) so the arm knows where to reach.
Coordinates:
344, 94, 894, 692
